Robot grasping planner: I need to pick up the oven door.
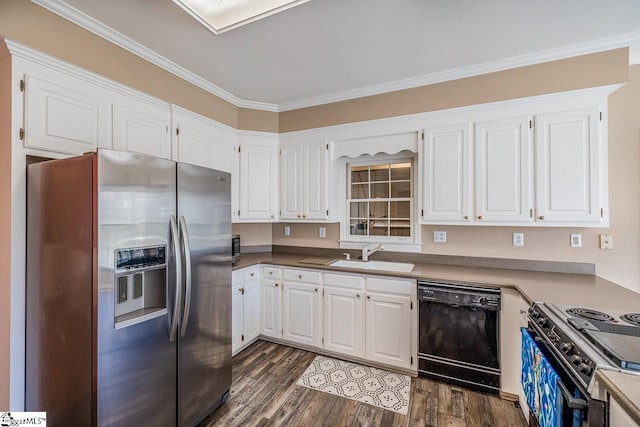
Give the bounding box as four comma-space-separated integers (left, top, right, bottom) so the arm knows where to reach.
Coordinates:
525, 325, 607, 427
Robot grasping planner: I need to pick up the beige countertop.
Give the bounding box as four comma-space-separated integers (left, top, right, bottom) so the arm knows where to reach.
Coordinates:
233, 252, 640, 311
596, 370, 640, 424
233, 252, 640, 415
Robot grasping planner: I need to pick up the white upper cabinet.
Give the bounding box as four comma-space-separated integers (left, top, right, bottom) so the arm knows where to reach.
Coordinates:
421, 124, 472, 222
474, 117, 532, 223
112, 99, 171, 159
535, 109, 602, 223
280, 145, 302, 220
280, 142, 328, 221
172, 108, 240, 220
24, 73, 110, 155
240, 142, 278, 220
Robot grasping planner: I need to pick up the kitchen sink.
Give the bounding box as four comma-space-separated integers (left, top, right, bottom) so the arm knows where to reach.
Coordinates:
329, 259, 415, 272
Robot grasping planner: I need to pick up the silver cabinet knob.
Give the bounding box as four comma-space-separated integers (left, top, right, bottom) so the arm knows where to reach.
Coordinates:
539, 216, 544, 220
302, 214, 306, 218
315, 288, 318, 293
356, 294, 360, 299
298, 275, 302, 279
477, 215, 483, 220
464, 215, 469, 220
275, 283, 279, 287
250, 272, 254, 277
271, 214, 275, 219
269, 271, 273, 275
297, 214, 301, 218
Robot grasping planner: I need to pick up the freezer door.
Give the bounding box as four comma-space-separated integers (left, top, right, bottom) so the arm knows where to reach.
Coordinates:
97, 150, 178, 426
177, 163, 232, 426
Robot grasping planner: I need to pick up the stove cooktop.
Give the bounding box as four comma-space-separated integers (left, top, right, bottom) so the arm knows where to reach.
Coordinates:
553, 305, 640, 373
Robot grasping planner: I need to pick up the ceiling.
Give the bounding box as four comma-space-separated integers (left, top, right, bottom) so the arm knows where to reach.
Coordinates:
40, 0, 640, 109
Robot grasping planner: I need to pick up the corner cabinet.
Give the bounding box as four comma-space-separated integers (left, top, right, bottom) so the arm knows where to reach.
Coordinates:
239, 142, 279, 221
535, 109, 603, 224
280, 142, 329, 221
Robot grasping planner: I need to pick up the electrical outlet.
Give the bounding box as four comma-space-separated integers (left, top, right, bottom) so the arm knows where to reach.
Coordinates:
600, 234, 613, 250
319, 227, 326, 238
570, 233, 582, 248
284, 226, 291, 236
433, 231, 446, 243
512, 232, 524, 247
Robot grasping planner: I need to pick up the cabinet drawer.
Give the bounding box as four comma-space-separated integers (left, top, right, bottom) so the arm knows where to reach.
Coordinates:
263, 266, 282, 279
243, 268, 260, 282
366, 277, 414, 295
324, 273, 364, 290
283, 268, 322, 284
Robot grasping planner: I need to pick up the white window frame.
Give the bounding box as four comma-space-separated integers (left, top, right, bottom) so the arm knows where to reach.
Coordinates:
339, 154, 421, 252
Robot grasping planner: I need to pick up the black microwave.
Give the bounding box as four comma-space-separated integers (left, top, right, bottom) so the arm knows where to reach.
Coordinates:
232, 235, 240, 264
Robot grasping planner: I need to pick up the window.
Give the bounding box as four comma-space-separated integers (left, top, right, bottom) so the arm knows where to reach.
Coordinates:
347, 160, 413, 240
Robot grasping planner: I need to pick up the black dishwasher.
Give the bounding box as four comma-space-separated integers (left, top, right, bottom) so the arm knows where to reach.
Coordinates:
418, 281, 501, 394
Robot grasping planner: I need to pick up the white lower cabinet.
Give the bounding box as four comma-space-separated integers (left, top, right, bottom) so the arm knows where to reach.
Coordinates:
232, 268, 261, 355
365, 291, 412, 369
283, 281, 321, 347
323, 286, 364, 358
261, 279, 282, 339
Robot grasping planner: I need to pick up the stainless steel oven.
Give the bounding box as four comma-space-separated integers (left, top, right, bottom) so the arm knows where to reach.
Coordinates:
418, 281, 501, 394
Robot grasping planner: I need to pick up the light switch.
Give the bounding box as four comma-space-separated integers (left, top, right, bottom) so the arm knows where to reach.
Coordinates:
284, 226, 291, 236
319, 227, 326, 238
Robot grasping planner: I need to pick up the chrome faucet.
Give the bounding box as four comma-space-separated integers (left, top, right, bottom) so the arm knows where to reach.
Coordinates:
362, 243, 384, 261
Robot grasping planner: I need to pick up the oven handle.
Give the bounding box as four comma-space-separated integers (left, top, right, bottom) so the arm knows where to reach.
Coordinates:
526, 327, 588, 410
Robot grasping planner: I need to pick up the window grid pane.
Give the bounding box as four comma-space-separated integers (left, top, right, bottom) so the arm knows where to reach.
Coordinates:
348, 161, 412, 239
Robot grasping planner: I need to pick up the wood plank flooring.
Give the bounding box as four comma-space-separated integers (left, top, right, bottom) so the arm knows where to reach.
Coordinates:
198, 340, 526, 427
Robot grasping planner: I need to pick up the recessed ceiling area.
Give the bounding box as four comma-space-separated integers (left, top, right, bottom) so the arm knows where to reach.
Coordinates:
171, 0, 311, 35
38, 0, 640, 108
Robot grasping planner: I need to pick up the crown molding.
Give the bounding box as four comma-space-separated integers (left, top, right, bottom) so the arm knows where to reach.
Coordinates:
26, 0, 640, 113
278, 31, 640, 112
29, 0, 279, 112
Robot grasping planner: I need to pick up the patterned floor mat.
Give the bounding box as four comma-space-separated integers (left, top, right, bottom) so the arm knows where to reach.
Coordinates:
296, 355, 410, 414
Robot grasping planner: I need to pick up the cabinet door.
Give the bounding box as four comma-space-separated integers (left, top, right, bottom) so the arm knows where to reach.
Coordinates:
475, 117, 532, 223
232, 284, 243, 355
283, 282, 320, 347
422, 124, 471, 222
173, 111, 240, 220
261, 279, 282, 338
240, 144, 278, 220
303, 142, 328, 220
243, 279, 261, 343
323, 287, 363, 358
113, 102, 171, 159
280, 145, 302, 220
535, 109, 601, 223
24, 74, 110, 154
365, 292, 412, 369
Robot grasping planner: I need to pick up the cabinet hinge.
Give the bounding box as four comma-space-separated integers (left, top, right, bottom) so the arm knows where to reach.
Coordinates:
19, 128, 25, 141
326, 143, 329, 150
238, 210, 240, 216
529, 209, 533, 218
238, 146, 241, 153
410, 301, 413, 310
20, 79, 25, 92
165, 125, 168, 133
529, 120, 532, 129
421, 131, 424, 141
326, 209, 329, 216
280, 149, 282, 155
176, 127, 179, 136
601, 208, 604, 218
421, 209, 424, 217
322, 289, 325, 297
241, 334, 245, 341
322, 337, 324, 345
411, 356, 413, 366
599, 112, 602, 121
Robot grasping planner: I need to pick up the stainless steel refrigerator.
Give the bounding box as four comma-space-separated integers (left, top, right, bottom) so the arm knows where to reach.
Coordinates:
26, 149, 232, 426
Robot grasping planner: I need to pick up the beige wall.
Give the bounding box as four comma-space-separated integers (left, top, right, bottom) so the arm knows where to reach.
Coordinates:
232, 223, 273, 246
273, 66, 640, 294
280, 49, 629, 133
0, 52, 12, 408
0, 0, 278, 133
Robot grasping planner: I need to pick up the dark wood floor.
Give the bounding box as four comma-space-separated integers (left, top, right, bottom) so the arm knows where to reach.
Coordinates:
199, 340, 526, 426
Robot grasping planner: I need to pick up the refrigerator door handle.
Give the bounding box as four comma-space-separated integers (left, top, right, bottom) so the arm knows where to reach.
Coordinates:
179, 215, 193, 337
169, 215, 182, 342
